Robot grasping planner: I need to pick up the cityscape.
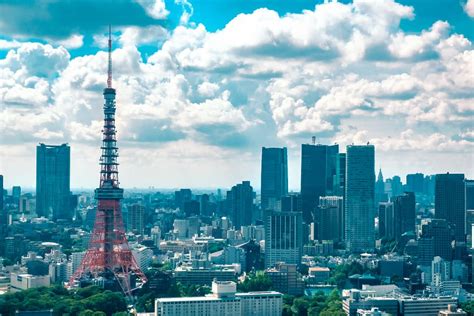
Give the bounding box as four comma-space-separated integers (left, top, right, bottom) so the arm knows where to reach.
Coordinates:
0, 1, 473, 316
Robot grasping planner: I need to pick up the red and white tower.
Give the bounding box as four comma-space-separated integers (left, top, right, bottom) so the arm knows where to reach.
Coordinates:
70, 26, 147, 295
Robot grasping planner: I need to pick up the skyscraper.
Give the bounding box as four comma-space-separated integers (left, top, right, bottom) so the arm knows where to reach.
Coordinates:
435, 173, 466, 242
393, 191, 416, 239
36, 143, 71, 220
300, 143, 338, 223
261, 147, 288, 211
227, 181, 254, 228
128, 204, 145, 235
316, 196, 343, 242
345, 144, 375, 252
0, 175, 5, 256
406, 173, 424, 194
264, 209, 303, 268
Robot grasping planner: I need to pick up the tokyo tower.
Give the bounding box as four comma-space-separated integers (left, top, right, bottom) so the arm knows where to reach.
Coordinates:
70, 26, 147, 295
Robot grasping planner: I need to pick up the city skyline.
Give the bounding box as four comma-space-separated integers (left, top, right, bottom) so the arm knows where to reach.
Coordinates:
0, 0, 473, 189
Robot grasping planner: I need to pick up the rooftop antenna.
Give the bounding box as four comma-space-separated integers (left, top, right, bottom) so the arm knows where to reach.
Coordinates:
107, 24, 112, 88
312, 136, 316, 145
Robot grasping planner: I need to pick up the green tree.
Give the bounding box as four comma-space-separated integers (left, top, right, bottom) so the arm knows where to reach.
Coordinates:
238, 271, 272, 292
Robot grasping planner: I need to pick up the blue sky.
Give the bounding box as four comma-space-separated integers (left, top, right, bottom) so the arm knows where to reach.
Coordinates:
0, 0, 473, 189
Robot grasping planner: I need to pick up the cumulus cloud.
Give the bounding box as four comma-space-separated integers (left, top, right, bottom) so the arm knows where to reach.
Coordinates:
0, 0, 473, 187
0, 0, 167, 40
464, 0, 474, 17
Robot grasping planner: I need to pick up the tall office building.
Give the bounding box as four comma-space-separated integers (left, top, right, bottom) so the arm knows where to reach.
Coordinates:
300, 143, 338, 223
128, 204, 145, 235
264, 209, 303, 268
261, 147, 288, 212
391, 176, 403, 197
378, 202, 394, 240
406, 173, 424, 194
393, 192, 416, 239
420, 219, 453, 262
175, 189, 192, 211
435, 173, 466, 242
338, 153, 346, 197
280, 195, 302, 213
0, 175, 5, 256
227, 181, 254, 229
36, 143, 71, 220
466, 180, 474, 211
316, 196, 343, 242
345, 145, 375, 252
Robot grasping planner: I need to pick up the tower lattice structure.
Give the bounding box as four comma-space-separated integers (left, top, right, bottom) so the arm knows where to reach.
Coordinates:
70, 26, 147, 295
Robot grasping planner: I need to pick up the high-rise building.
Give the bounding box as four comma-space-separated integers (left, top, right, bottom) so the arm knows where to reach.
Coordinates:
338, 153, 346, 197
345, 144, 375, 252
36, 143, 71, 220
406, 173, 424, 194
316, 196, 343, 242
466, 180, 474, 211
128, 204, 145, 235
375, 169, 387, 205
264, 209, 303, 268
12, 186, 21, 208
261, 147, 288, 212
378, 202, 394, 240
393, 192, 416, 239
280, 195, 302, 213
300, 143, 338, 223
435, 173, 466, 242
175, 189, 192, 211
420, 219, 453, 262
0, 175, 5, 256
227, 181, 254, 229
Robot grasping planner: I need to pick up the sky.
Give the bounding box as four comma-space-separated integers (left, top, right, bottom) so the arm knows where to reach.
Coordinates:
0, 0, 473, 190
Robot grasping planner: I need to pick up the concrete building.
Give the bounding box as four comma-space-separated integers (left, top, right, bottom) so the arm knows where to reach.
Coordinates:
264, 210, 303, 268
438, 304, 467, 315
132, 246, 153, 272
345, 145, 375, 252
343, 291, 398, 316
36, 143, 71, 220
398, 296, 458, 316
265, 263, 304, 295
10, 273, 50, 292
174, 265, 238, 285
155, 280, 282, 316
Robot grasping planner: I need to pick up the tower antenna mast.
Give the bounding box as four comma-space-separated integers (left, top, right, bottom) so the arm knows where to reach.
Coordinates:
107, 25, 112, 88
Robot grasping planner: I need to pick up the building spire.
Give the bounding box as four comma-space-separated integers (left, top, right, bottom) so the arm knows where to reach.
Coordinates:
107, 25, 112, 88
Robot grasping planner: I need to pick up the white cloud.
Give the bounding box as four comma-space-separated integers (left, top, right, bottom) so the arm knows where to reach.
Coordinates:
56, 34, 84, 49
135, 0, 169, 19
197, 81, 219, 97
119, 25, 169, 47
464, 0, 474, 17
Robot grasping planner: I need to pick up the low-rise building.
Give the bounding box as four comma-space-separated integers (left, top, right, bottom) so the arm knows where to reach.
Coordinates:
155, 280, 282, 316
265, 263, 304, 296
398, 296, 458, 316
174, 265, 237, 285
10, 273, 50, 292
